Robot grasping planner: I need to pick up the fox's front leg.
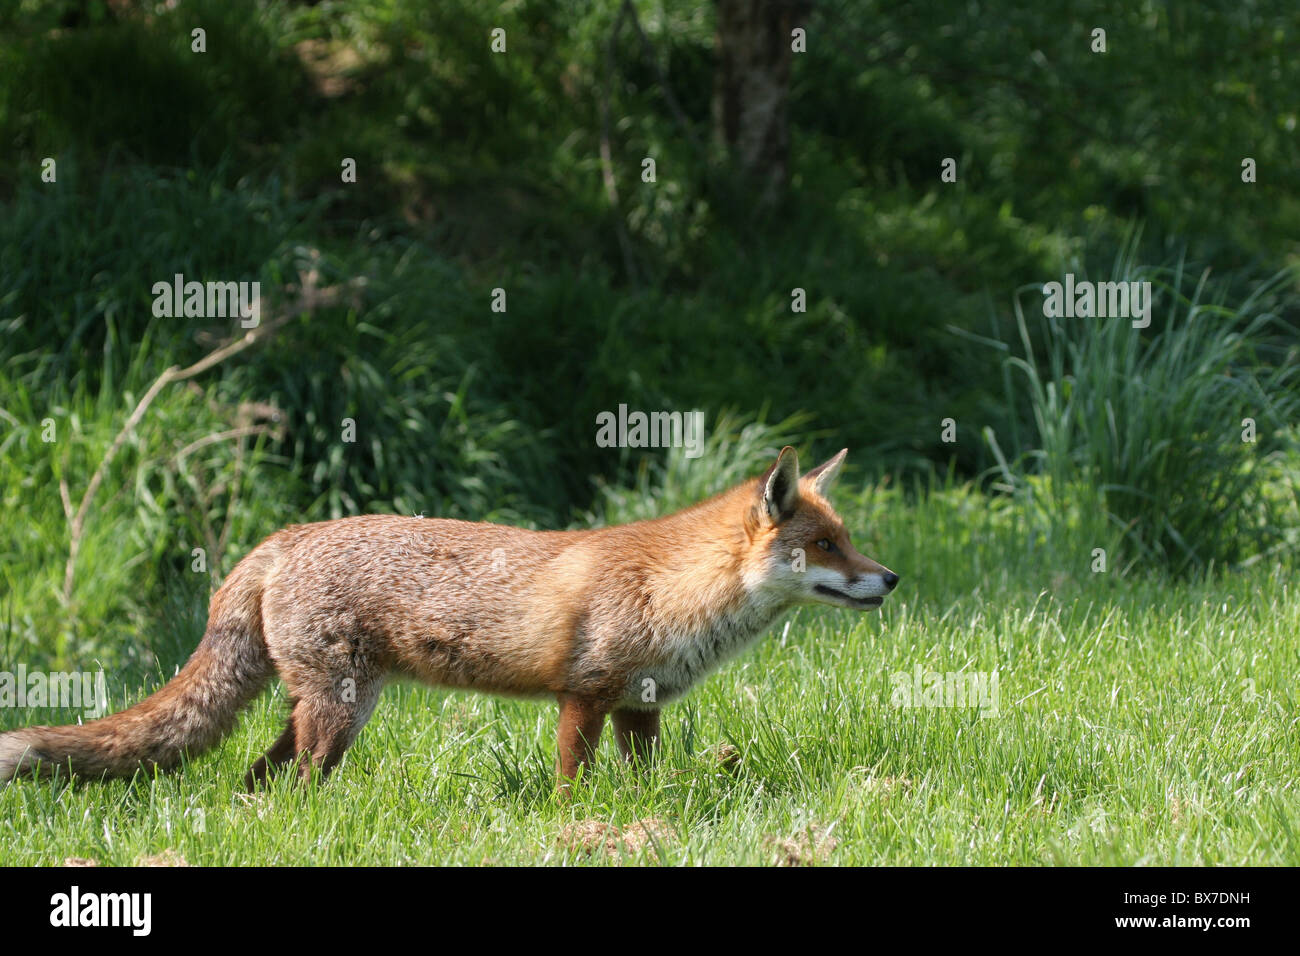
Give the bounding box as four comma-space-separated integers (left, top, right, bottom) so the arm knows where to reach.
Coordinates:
612, 708, 659, 766
556, 693, 608, 784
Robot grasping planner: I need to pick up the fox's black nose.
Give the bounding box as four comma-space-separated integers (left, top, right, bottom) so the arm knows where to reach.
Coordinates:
882, 571, 899, 591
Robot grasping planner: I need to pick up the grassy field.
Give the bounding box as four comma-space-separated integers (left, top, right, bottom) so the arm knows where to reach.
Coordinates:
3, 484, 1296, 866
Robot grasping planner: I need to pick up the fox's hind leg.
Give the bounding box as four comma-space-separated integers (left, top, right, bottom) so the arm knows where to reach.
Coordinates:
243, 709, 298, 790
612, 708, 659, 766
262, 614, 386, 781
286, 679, 382, 781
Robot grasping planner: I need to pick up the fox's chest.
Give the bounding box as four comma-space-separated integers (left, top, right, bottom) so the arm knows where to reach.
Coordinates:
624, 598, 788, 706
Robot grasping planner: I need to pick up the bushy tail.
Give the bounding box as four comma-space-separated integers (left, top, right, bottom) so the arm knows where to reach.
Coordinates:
0, 540, 281, 782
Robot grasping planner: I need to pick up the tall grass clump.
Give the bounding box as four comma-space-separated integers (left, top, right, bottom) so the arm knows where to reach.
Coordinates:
985, 250, 1299, 575
583, 410, 813, 526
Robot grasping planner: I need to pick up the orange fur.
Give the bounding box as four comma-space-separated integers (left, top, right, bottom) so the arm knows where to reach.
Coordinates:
0, 447, 897, 787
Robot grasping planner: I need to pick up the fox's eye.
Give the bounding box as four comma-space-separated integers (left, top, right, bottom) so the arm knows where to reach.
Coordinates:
816, 538, 834, 552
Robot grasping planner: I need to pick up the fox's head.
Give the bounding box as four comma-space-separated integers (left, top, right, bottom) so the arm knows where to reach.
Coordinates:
744, 446, 899, 611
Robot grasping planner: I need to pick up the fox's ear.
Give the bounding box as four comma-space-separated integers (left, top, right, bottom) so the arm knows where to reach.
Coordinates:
803, 448, 847, 497
759, 446, 801, 523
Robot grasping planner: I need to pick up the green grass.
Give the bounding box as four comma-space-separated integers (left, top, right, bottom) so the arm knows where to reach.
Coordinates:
3, 486, 1296, 866
980, 240, 1300, 574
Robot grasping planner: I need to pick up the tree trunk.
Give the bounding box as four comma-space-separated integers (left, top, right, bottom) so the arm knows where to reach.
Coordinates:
713, 0, 807, 206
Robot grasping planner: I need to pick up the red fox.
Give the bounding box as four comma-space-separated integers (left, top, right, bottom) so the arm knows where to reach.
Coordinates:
0, 446, 897, 788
